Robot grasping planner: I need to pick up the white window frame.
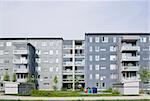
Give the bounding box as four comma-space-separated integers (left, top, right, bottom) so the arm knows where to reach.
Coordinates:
49, 50, 53, 55
89, 37, 92, 43
102, 37, 108, 43
95, 55, 99, 61
95, 74, 99, 80
95, 46, 99, 52
95, 37, 99, 43
89, 46, 92, 52
110, 55, 117, 61
89, 55, 93, 61
95, 65, 99, 70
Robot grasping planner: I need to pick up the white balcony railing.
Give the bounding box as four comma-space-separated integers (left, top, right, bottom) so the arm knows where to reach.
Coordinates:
14, 68, 28, 73
63, 62, 73, 66
121, 66, 139, 71
75, 61, 85, 66
13, 59, 28, 64
121, 45, 140, 51
121, 55, 140, 61
13, 50, 28, 54
63, 54, 73, 57
121, 76, 140, 83
75, 45, 84, 49
122, 36, 140, 40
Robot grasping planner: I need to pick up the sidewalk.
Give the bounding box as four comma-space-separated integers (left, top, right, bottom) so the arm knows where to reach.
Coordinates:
0, 95, 150, 100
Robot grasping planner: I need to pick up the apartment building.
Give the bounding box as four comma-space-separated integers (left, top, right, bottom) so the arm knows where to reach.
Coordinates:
85, 33, 150, 93
0, 38, 63, 91
63, 40, 85, 90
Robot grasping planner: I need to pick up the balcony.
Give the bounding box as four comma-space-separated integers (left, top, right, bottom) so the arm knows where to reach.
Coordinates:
63, 54, 73, 58
14, 68, 29, 73
121, 66, 139, 71
13, 59, 28, 64
63, 62, 73, 66
75, 45, 84, 49
75, 70, 84, 74
121, 45, 140, 52
17, 78, 27, 83
75, 61, 85, 66
13, 50, 28, 54
75, 54, 84, 58
122, 36, 140, 40
63, 78, 73, 83
121, 55, 140, 61
63, 45, 72, 49
121, 76, 140, 83
63, 70, 73, 74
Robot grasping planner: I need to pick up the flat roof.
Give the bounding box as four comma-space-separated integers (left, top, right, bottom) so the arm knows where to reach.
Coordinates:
85, 33, 150, 35
0, 37, 63, 40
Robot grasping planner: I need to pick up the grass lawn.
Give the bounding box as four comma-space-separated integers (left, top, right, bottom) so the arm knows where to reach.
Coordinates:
0, 99, 150, 101
30, 90, 119, 97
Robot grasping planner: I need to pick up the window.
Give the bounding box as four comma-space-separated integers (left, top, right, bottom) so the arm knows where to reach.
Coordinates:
100, 48, 106, 51
95, 65, 99, 70
56, 58, 59, 63
0, 42, 4, 47
49, 50, 53, 55
110, 64, 117, 70
110, 55, 116, 61
38, 67, 41, 71
100, 76, 106, 80
95, 46, 99, 52
102, 83, 105, 87
100, 66, 106, 69
113, 37, 116, 43
110, 46, 116, 52
6, 42, 12, 46
36, 50, 41, 55
100, 58, 106, 60
102, 37, 108, 43
0, 50, 4, 55
56, 50, 58, 54
95, 74, 99, 80
89, 65, 93, 70
89, 55, 92, 61
89, 37, 92, 42
42, 42, 47, 46
90, 74, 92, 79
89, 46, 92, 52
110, 73, 117, 79
56, 67, 59, 71
141, 37, 147, 43
43, 60, 48, 63
95, 37, 99, 43
95, 55, 99, 61
36, 58, 41, 63
49, 67, 53, 72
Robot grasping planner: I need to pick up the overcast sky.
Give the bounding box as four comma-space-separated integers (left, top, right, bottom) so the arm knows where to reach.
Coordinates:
0, 0, 149, 39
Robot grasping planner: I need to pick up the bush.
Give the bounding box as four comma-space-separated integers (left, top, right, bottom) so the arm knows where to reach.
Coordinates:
112, 89, 120, 95
102, 88, 113, 93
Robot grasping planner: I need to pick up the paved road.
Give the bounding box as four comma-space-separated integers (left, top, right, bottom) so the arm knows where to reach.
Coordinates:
0, 95, 150, 100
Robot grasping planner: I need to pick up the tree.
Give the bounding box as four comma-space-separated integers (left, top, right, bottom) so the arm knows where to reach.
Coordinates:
3, 71, 10, 81
53, 75, 58, 91
12, 73, 17, 82
139, 68, 150, 94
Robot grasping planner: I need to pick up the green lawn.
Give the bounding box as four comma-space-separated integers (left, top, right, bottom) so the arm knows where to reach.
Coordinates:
30, 90, 119, 97
0, 99, 149, 101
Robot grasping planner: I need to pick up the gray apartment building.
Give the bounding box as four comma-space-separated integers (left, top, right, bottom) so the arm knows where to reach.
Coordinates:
85, 33, 150, 93
0, 38, 63, 91
0, 33, 150, 94
63, 40, 85, 90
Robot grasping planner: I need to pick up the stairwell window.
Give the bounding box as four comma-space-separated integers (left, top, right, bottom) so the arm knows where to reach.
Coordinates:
95, 37, 99, 43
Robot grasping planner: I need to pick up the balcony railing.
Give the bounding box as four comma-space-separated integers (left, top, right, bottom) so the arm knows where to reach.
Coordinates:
75, 61, 85, 66
121, 45, 140, 51
121, 55, 140, 61
13, 68, 28, 73
63, 45, 72, 49
121, 66, 139, 71
75, 70, 84, 73
63, 54, 73, 57
13, 50, 28, 54
121, 76, 140, 83
122, 36, 140, 40
75, 45, 84, 49
63, 62, 73, 66
13, 59, 28, 64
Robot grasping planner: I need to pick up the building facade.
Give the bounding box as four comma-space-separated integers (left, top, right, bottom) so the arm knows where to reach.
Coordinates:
0, 33, 150, 93
63, 40, 85, 90
85, 33, 150, 91
0, 38, 63, 91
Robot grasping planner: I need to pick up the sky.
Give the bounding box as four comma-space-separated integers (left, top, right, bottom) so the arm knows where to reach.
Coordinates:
0, 0, 149, 39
